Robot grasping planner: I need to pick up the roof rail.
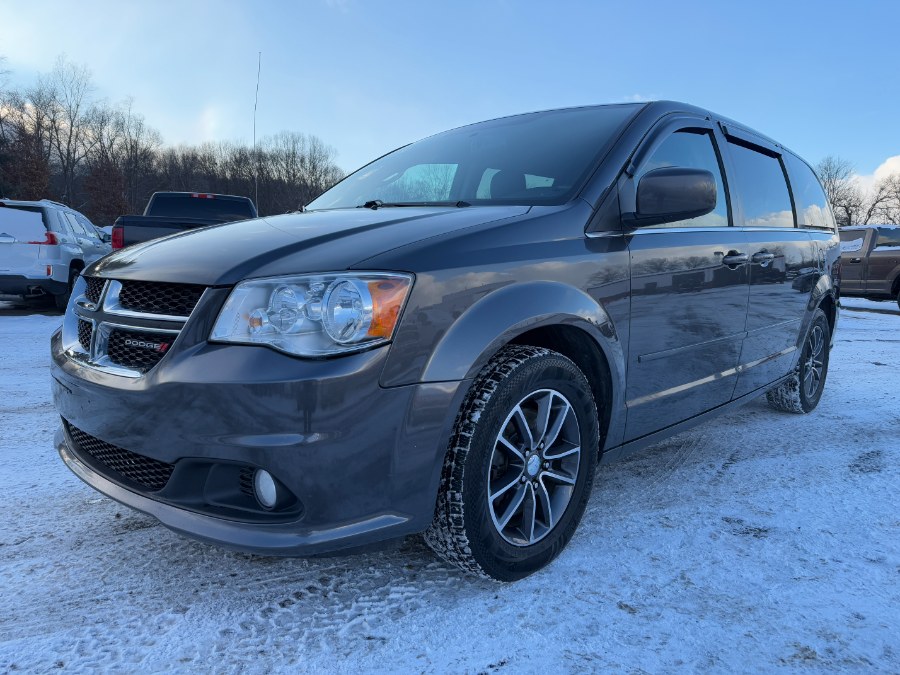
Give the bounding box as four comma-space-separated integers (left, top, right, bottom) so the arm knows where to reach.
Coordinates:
40, 199, 69, 208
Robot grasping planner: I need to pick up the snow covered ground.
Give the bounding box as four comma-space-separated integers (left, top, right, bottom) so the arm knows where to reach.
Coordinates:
0, 297, 897, 673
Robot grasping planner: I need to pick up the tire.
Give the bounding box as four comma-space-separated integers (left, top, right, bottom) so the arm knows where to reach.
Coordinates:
766, 308, 830, 414
896, 288, 900, 312
424, 345, 600, 581
54, 268, 79, 312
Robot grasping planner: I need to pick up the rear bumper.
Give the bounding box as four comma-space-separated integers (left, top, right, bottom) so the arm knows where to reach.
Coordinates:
0, 274, 67, 298
51, 329, 467, 556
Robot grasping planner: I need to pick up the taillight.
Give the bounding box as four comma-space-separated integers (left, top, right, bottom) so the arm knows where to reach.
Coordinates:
28, 231, 58, 245
112, 225, 124, 250
191, 193, 215, 199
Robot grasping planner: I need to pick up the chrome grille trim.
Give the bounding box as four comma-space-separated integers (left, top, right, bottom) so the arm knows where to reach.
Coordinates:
63, 277, 207, 378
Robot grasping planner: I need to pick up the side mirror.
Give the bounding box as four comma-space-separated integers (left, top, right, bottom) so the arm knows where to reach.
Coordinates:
624, 167, 716, 227
100, 232, 112, 243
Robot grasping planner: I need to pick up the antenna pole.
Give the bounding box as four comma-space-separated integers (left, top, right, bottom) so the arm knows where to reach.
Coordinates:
253, 51, 261, 210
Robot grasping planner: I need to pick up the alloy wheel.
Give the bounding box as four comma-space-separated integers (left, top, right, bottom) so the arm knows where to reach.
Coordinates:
487, 388, 581, 546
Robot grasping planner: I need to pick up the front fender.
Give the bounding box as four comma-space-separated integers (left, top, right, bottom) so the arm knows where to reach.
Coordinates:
421, 280, 624, 383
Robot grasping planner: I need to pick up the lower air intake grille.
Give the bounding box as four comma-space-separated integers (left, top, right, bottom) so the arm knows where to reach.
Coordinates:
66, 423, 174, 492
239, 467, 256, 498
118, 280, 205, 317
106, 329, 173, 373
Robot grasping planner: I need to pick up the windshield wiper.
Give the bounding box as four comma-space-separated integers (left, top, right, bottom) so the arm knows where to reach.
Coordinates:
357, 200, 471, 210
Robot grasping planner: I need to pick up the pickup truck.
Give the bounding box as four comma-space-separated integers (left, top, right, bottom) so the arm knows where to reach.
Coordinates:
111, 192, 257, 249
839, 225, 900, 308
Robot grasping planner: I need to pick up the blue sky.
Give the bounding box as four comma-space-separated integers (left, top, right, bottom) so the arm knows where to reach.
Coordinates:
2, 0, 898, 180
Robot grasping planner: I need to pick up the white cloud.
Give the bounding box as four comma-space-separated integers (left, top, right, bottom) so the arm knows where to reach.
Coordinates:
620, 93, 657, 103
853, 155, 900, 194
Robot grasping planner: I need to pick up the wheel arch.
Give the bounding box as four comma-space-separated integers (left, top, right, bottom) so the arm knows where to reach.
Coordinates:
422, 281, 627, 453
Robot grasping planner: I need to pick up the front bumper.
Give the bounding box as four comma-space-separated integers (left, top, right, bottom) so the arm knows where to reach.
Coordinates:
51, 329, 466, 556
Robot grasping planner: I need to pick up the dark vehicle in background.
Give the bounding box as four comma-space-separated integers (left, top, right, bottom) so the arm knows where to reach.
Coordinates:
0, 199, 111, 309
839, 225, 900, 308
52, 101, 840, 581
111, 192, 257, 249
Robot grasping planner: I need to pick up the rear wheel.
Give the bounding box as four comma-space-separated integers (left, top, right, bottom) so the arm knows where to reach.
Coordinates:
766, 308, 830, 414
424, 345, 599, 581
54, 268, 79, 312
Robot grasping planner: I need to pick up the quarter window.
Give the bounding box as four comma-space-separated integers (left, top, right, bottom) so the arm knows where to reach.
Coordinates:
636, 130, 730, 228
728, 142, 794, 228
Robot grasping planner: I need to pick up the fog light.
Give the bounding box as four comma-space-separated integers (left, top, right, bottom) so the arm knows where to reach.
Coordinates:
253, 469, 278, 509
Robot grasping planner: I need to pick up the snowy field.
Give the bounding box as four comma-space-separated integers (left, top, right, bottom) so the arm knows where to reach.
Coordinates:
0, 297, 897, 673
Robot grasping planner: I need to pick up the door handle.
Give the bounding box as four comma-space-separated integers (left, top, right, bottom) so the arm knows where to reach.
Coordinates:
721, 251, 749, 266
751, 251, 776, 264
847, 257, 862, 264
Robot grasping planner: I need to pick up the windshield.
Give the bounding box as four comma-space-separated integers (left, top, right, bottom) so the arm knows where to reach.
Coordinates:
307, 105, 641, 210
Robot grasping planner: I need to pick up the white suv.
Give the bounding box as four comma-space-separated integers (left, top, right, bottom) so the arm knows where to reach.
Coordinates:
0, 199, 111, 310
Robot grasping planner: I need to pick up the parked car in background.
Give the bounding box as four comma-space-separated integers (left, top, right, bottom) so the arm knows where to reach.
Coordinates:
52, 101, 840, 581
839, 226, 900, 308
112, 192, 257, 249
0, 199, 111, 310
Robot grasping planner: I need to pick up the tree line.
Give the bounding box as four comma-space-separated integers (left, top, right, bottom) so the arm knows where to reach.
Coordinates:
815, 156, 900, 227
0, 56, 344, 225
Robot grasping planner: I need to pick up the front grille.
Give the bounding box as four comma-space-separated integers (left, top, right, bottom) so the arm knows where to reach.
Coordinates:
77, 319, 92, 351
66, 423, 174, 492
118, 280, 205, 317
84, 277, 105, 304
106, 328, 174, 373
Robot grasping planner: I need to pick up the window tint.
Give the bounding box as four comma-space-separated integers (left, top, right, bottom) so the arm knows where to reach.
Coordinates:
0, 205, 48, 241
307, 105, 641, 209
636, 129, 729, 228
785, 154, 835, 230
875, 226, 900, 249
728, 142, 794, 228
148, 194, 256, 221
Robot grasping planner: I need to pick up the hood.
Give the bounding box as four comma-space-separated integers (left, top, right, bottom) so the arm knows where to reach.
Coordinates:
89, 206, 530, 285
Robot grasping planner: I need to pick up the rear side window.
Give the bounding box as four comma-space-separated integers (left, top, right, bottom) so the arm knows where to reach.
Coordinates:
65, 212, 91, 237
785, 154, 836, 231
0, 205, 48, 242
839, 229, 868, 253
728, 142, 794, 228
636, 130, 730, 228
875, 227, 900, 249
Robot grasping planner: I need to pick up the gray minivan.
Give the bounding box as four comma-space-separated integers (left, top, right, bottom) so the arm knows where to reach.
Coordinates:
52, 101, 840, 580
0, 199, 111, 309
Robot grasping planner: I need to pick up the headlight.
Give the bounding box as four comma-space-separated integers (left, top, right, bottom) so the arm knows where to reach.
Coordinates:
210, 272, 413, 356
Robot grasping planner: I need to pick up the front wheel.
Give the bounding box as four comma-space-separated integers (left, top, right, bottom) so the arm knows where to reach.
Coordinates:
766, 308, 831, 414
424, 345, 600, 581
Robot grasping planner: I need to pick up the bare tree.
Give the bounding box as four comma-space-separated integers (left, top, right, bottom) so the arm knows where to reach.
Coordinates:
47, 57, 96, 205
815, 156, 863, 226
